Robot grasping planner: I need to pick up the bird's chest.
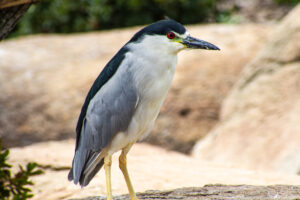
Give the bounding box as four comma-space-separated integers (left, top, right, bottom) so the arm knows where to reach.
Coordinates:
128, 55, 177, 138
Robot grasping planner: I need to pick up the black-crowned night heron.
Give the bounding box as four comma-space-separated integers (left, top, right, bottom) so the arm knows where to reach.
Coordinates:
68, 19, 219, 200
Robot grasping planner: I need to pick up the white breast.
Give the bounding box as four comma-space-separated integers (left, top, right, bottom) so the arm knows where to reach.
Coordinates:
107, 38, 178, 154
129, 52, 177, 137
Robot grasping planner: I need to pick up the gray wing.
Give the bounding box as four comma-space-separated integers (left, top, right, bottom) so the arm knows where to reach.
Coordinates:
69, 72, 138, 186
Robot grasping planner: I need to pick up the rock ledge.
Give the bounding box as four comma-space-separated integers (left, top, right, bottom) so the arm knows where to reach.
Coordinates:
72, 184, 300, 200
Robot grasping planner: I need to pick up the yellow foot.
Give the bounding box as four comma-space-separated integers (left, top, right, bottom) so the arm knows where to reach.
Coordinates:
130, 196, 139, 200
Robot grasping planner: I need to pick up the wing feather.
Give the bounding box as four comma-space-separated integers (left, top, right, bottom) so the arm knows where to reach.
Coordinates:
69, 57, 138, 186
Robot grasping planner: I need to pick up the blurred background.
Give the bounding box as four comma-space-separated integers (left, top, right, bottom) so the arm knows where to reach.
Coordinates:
7, 0, 298, 37
0, 0, 300, 199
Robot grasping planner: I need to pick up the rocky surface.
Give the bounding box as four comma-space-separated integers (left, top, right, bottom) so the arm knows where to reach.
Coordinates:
217, 0, 293, 23
193, 4, 300, 174
8, 140, 300, 200
0, 24, 272, 153
72, 185, 300, 200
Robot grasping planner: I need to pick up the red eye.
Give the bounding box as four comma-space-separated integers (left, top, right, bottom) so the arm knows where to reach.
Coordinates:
167, 32, 175, 39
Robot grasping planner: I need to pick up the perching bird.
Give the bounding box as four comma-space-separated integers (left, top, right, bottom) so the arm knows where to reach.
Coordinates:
68, 19, 219, 200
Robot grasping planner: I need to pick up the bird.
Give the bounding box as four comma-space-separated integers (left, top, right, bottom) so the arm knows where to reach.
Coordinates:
68, 19, 220, 200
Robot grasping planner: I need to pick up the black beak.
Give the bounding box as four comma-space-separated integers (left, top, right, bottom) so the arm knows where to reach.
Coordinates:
183, 36, 220, 50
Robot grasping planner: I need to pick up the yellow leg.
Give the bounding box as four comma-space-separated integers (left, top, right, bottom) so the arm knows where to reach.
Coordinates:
119, 144, 139, 200
104, 155, 113, 200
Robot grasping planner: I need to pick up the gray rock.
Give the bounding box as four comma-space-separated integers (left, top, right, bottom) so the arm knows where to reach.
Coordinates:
71, 184, 300, 200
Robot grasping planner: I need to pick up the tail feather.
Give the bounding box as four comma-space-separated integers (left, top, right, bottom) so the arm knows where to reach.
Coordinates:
68, 166, 74, 181
68, 149, 104, 187
80, 158, 104, 186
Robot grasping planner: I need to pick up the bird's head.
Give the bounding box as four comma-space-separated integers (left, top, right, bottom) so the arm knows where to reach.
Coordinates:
127, 19, 220, 55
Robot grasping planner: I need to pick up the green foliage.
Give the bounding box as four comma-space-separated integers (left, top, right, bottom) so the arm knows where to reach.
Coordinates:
274, 0, 300, 4
0, 142, 43, 200
215, 9, 241, 24
13, 0, 222, 36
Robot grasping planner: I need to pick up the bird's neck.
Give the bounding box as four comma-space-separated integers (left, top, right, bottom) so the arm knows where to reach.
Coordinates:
125, 39, 179, 95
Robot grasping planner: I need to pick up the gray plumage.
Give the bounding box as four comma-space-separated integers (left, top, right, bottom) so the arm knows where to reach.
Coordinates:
68, 68, 138, 186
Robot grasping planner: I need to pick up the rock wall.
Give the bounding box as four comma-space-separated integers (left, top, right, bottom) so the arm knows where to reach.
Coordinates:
193, 4, 300, 174
0, 24, 271, 152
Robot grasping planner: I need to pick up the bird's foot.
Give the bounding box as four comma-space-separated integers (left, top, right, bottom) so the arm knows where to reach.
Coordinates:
130, 195, 139, 200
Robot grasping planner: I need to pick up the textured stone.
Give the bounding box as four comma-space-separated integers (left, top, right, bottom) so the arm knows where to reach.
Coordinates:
0, 24, 272, 153
73, 185, 300, 200
193, 4, 300, 174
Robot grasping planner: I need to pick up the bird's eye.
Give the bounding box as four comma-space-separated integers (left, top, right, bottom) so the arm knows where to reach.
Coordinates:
167, 32, 175, 39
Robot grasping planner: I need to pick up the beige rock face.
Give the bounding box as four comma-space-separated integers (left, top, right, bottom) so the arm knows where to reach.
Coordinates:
8, 140, 300, 200
193, 5, 300, 174
0, 24, 272, 153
